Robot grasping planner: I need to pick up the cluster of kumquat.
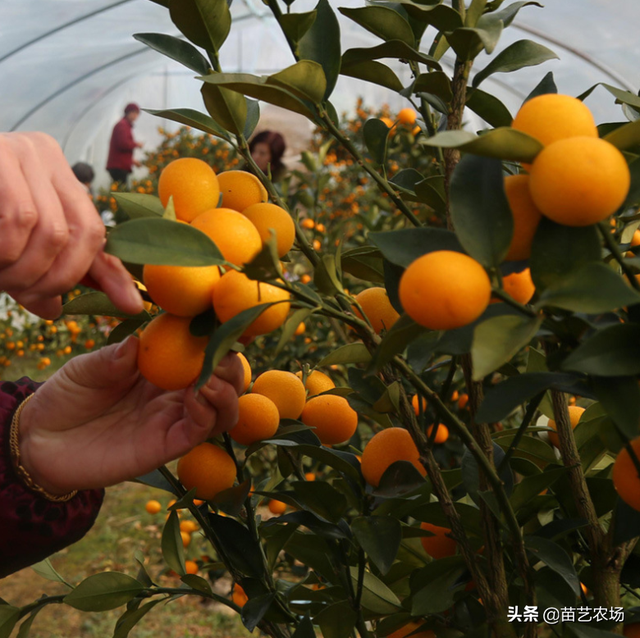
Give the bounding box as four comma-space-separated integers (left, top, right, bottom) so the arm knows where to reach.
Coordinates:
96, 126, 241, 221
136, 158, 299, 391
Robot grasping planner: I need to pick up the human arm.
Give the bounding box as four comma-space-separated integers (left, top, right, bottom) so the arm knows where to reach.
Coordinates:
0, 378, 103, 578
0, 339, 243, 576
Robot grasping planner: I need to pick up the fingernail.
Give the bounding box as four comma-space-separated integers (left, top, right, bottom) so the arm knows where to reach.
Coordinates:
128, 285, 145, 313
214, 353, 236, 371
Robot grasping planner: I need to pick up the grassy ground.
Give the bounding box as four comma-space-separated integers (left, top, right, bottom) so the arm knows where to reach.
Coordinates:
0, 357, 252, 637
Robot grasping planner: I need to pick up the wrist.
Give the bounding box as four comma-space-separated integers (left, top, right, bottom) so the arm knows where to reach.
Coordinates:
14, 396, 73, 498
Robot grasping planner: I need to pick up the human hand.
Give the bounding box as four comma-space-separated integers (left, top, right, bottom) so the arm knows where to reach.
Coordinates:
133, 160, 142, 168
0, 132, 143, 319
136, 142, 144, 149
17, 338, 244, 495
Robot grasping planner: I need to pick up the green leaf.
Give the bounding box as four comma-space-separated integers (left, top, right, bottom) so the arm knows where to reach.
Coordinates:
208, 514, 264, 577
524, 535, 580, 596
213, 480, 251, 518
348, 566, 402, 614
62, 291, 150, 320
169, 0, 230, 52
342, 40, 440, 70
537, 262, 640, 313
299, 0, 341, 100
339, 6, 415, 47
133, 467, 179, 494
368, 314, 427, 373
477, 372, 591, 423
341, 246, 385, 283
524, 71, 557, 102
295, 445, 362, 483
472, 40, 558, 88
242, 593, 275, 632
278, 11, 317, 44
450, 155, 514, 267
592, 376, 640, 440
162, 511, 186, 575
16, 607, 43, 638
315, 601, 357, 638
63, 572, 143, 612
113, 599, 164, 638
370, 228, 463, 268
363, 119, 390, 165
107, 318, 146, 345
411, 564, 466, 615
291, 481, 348, 523
201, 72, 316, 120
201, 83, 248, 136
352, 516, 402, 575
529, 218, 601, 292
412, 71, 452, 103
471, 314, 542, 380
414, 177, 447, 211
0, 606, 19, 638
318, 343, 371, 366
462, 442, 514, 506
134, 33, 210, 74
144, 108, 229, 140
30, 558, 69, 586
113, 192, 164, 220
376, 461, 427, 498
390, 169, 424, 194
313, 253, 343, 296
562, 324, 640, 377
340, 61, 403, 93
276, 308, 314, 355
292, 616, 316, 638
487, 1, 543, 27
604, 118, 640, 152
268, 61, 327, 105
447, 20, 503, 59
510, 467, 568, 513
613, 499, 640, 546
105, 217, 224, 266
494, 431, 558, 464
244, 99, 260, 139
396, 2, 462, 31
421, 127, 543, 163
579, 82, 640, 112
195, 303, 271, 389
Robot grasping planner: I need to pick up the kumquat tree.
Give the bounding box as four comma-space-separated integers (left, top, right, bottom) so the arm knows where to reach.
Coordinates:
7, 0, 640, 637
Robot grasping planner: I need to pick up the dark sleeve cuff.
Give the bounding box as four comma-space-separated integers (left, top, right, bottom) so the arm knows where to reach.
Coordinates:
0, 378, 105, 578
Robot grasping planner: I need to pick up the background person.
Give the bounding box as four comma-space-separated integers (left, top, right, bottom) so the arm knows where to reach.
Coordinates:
106, 103, 143, 184
248, 130, 287, 182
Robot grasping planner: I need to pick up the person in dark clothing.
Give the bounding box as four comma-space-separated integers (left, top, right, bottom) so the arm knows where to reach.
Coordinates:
106, 103, 143, 184
248, 130, 287, 182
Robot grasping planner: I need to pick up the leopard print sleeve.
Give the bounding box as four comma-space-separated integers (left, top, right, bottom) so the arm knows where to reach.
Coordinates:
0, 378, 104, 578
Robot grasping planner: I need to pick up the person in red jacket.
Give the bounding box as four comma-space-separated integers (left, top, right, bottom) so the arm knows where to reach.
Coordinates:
106, 103, 143, 184
0, 131, 243, 578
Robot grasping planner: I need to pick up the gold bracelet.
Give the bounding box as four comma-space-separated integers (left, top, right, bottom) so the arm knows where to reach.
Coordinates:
9, 393, 78, 503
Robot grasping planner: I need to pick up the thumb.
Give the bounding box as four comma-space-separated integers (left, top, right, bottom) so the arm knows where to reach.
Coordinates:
65, 336, 140, 390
